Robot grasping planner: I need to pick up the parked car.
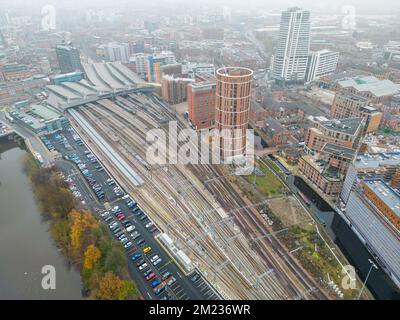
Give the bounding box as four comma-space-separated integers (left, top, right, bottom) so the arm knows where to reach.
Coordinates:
131, 253, 141, 261
145, 272, 156, 281
138, 263, 148, 271
153, 258, 162, 266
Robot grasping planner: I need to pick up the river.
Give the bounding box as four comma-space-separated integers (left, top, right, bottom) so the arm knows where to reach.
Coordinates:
0, 140, 83, 299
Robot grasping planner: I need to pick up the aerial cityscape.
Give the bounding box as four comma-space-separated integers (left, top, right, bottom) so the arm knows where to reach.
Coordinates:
0, 0, 399, 306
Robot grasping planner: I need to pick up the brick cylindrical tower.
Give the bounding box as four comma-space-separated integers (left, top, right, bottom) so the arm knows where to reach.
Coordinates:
214, 67, 253, 160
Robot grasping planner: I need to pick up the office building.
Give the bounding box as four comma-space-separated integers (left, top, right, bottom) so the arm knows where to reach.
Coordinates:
56, 44, 83, 74
272, 7, 311, 83
188, 80, 216, 129
339, 177, 400, 288
341, 152, 400, 204
101, 42, 130, 63
214, 67, 253, 159
306, 50, 339, 82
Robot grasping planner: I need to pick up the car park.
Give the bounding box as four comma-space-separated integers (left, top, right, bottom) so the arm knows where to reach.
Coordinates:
136, 238, 145, 246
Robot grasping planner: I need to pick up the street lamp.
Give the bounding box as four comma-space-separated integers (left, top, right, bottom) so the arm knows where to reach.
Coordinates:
357, 258, 378, 300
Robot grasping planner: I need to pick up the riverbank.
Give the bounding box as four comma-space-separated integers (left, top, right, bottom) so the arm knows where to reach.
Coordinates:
23, 154, 139, 300
0, 144, 83, 299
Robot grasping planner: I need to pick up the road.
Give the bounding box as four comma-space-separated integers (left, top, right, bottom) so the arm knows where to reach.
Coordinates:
45, 127, 219, 300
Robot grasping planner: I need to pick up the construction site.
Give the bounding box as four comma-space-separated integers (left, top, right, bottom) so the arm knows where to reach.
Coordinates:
66, 91, 330, 300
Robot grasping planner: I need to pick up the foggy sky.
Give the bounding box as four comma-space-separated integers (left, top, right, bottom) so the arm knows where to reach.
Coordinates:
1, 0, 399, 15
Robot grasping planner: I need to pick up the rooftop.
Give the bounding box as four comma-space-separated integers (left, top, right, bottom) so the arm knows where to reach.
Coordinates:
322, 143, 356, 159
216, 67, 253, 77
302, 155, 342, 180
363, 179, 400, 218
338, 75, 400, 98
319, 117, 363, 135
29, 104, 63, 121
10, 104, 64, 130
354, 152, 400, 169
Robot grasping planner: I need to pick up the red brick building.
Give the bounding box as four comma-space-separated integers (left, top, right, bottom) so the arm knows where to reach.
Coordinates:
188, 80, 216, 129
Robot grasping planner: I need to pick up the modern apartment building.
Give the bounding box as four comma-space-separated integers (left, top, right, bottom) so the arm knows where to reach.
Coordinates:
214, 67, 253, 159
304, 117, 364, 153
132, 53, 148, 79
331, 92, 368, 118
331, 92, 382, 133
306, 49, 339, 83
146, 52, 176, 83
188, 80, 216, 129
272, 7, 311, 83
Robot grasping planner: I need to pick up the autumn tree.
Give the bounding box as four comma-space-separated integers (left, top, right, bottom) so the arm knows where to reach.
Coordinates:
96, 272, 126, 300
83, 244, 101, 270
69, 209, 99, 260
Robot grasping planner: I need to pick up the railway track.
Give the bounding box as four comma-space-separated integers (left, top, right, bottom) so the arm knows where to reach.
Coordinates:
67, 92, 330, 300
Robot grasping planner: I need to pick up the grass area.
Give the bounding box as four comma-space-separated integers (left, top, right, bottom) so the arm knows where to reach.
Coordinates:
244, 160, 285, 197
231, 158, 362, 299
278, 223, 359, 299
